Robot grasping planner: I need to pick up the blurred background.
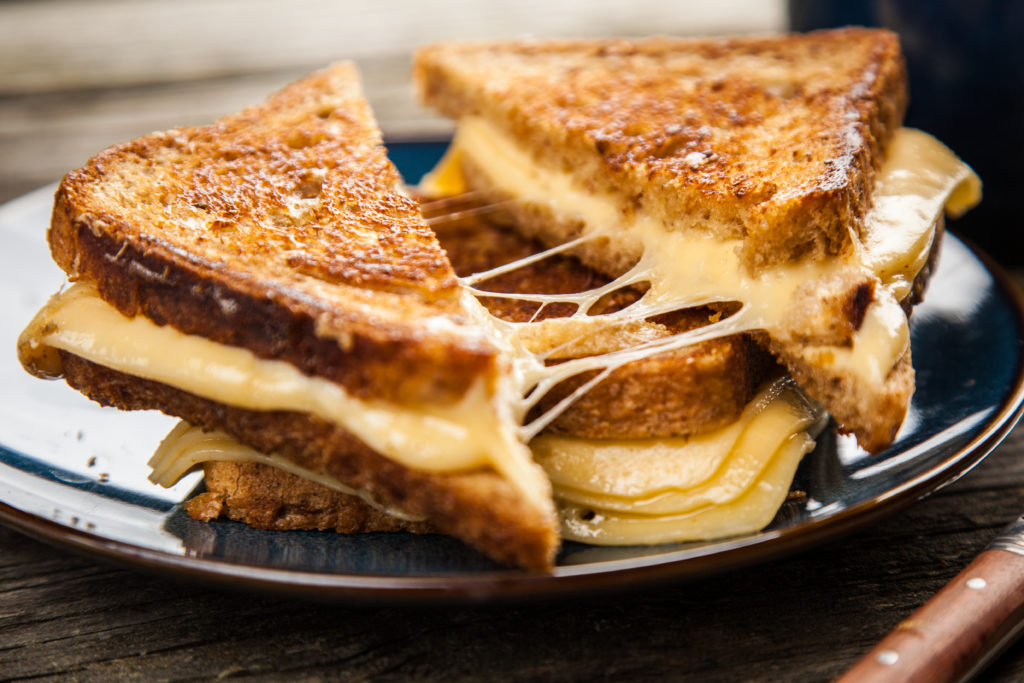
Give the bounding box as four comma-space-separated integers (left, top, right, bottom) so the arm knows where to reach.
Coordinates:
791, 0, 1024, 264
0, 0, 1018, 260
0, 0, 783, 201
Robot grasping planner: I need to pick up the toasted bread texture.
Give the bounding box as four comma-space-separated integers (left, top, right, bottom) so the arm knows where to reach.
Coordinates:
38, 63, 561, 570
60, 353, 556, 571
414, 30, 928, 452
186, 461, 437, 535
49, 62, 494, 406
764, 217, 944, 452
414, 28, 908, 270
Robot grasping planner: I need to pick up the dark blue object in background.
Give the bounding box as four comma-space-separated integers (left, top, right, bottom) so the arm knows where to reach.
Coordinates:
386, 140, 449, 186
790, 0, 1024, 264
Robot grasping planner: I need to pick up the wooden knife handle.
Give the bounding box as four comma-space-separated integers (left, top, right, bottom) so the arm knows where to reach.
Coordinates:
839, 518, 1024, 683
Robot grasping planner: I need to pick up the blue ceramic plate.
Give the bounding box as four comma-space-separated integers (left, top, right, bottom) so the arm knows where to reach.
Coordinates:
1, 142, 1023, 603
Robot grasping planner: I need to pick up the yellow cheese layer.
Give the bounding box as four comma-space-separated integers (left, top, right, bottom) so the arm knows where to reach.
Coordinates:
16, 284, 552, 512
434, 118, 981, 396
148, 378, 819, 545
533, 379, 818, 514
149, 421, 426, 522
535, 379, 820, 544
558, 433, 812, 545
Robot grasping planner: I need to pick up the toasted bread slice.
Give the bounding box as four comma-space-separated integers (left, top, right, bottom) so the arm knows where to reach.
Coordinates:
50, 62, 494, 405
413, 30, 981, 453
414, 28, 907, 270
186, 461, 438, 535
21, 63, 561, 570
59, 354, 559, 568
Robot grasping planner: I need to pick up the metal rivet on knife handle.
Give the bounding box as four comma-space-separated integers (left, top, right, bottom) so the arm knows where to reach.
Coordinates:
837, 515, 1024, 683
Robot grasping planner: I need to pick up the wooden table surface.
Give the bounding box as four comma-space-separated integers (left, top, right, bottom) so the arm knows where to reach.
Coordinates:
3, 2, 1024, 680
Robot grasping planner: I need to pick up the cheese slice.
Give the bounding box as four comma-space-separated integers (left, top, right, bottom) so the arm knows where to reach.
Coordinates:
537, 379, 821, 544
16, 283, 552, 512
558, 432, 812, 545
533, 378, 821, 517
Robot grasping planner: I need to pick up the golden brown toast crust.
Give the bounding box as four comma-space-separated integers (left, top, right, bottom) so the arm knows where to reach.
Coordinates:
49, 63, 494, 405
60, 353, 557, 571
414, 28, 907, 269
764, 217, 945, 452
186, 461, 437, 535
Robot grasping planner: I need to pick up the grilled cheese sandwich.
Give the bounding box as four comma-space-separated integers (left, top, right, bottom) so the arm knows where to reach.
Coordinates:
19, 282, 547, 509
17, 30, 982, 570
414, 30, 981, 452
18, 63, 563, 570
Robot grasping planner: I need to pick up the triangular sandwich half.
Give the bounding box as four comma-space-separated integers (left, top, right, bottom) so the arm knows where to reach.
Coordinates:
413, 28, 981, 453
18, 63, 558, 571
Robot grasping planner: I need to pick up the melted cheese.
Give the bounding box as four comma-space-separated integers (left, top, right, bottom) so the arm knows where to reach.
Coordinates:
17, 284, 552, 512
149, 421, 426, 522
861, 129, 982, 299
799, 295, 908, 387
537, 379, 821, 544
421, 146, 469, 196
148, 378, 818, 544
534, 379, 819, 514
439, 118, 981, 402
558, 433, 812, 545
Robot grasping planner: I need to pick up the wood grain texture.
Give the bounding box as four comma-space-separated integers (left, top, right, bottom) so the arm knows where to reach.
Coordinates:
2, 447, 1024, 682
839, 548, 1024, 683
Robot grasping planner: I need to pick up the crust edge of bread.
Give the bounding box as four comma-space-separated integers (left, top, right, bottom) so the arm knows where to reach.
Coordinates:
59, 353, 559, 572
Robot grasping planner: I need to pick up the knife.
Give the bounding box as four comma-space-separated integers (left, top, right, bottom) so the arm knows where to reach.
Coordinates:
838, 515, 1024, 682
